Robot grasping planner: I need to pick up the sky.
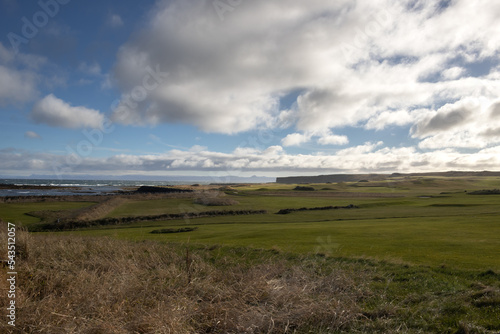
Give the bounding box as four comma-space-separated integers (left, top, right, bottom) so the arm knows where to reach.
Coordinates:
1, 0, 500, 179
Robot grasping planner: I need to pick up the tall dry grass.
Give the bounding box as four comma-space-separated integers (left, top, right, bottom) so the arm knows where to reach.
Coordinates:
71, 197, 128, 221
0, 232, 368, 333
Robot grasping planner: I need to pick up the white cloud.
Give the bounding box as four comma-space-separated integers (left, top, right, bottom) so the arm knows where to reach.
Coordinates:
365, 109, 415, 131
31, 94, 105, 129
317, 132, 349, 146
263, 145, 284, 155
336, 141, 384, 156
107, 0, 500, 152
282, 130, 348, 147
5, 143, 500, 176
418, 131, 486, 150
411, 100, 478, 138
110, 0, 366, 132
281, 133, 311, 147
441, 67, 466, 80
408, 98, 500, 149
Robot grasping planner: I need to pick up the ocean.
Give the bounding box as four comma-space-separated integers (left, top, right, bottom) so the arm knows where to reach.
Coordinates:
0, 179, 206, 197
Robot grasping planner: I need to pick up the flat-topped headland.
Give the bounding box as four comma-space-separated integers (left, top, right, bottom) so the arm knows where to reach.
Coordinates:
276, 171, 500, 184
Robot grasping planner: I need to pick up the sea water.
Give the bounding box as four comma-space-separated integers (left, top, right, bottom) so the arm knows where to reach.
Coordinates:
0, 179, 203, 197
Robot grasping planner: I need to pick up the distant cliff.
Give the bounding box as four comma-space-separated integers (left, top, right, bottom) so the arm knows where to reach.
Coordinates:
276, 171, 500, 184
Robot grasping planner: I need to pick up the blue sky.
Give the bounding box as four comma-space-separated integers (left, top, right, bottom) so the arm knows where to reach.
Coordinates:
1, 0, 500, 179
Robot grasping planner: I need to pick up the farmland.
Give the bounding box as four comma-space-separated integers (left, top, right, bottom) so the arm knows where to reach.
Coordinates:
1, 175, 500, 333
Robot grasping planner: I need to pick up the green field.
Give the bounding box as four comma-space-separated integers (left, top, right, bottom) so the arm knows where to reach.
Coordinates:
2, 177, 500, 271
0, 201, 97, 224
1, 176, 500, 333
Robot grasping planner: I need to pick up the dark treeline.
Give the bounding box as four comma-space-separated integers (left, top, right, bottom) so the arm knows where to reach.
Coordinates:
468, 189, 500, 195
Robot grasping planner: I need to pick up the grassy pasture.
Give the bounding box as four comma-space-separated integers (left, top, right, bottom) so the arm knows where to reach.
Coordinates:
1, 176, 500, 333
2, 177, 499, 271
70, 213, 500, 271
0, 201, 96, 224
19, 177, 497, 271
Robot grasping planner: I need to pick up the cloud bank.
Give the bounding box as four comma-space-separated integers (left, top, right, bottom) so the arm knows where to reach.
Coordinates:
3, 143, 500, 177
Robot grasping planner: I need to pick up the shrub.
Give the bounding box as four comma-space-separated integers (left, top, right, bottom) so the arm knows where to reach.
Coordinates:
135, 186, 193, 194
276, 204, 358, 214
468, 189, 500, 195
150, 227, 198, 234
293, 186, 315, 191
193, 197, 239, 206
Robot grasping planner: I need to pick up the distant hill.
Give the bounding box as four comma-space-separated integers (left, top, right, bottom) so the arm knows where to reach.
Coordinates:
276, 171, 500, 184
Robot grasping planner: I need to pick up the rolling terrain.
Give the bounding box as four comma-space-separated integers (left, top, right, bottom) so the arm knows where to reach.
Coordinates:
1, 175, 500, 333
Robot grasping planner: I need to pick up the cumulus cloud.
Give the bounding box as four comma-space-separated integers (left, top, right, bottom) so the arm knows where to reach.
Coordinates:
31, 94, 105, 129
410, 98, 500, 149
365, 109, 415, 131
107, 0, 500, 155
411, 101, 476, 138
317, 132, 349, 146
281, 133, 311, 147
336, 142, 384, 156
110, 1, 376, 132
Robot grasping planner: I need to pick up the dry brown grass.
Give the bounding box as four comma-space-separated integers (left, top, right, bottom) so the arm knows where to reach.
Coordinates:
71, 197, 128, 221
0, 231, 368, 333
24, 197, 128, 225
